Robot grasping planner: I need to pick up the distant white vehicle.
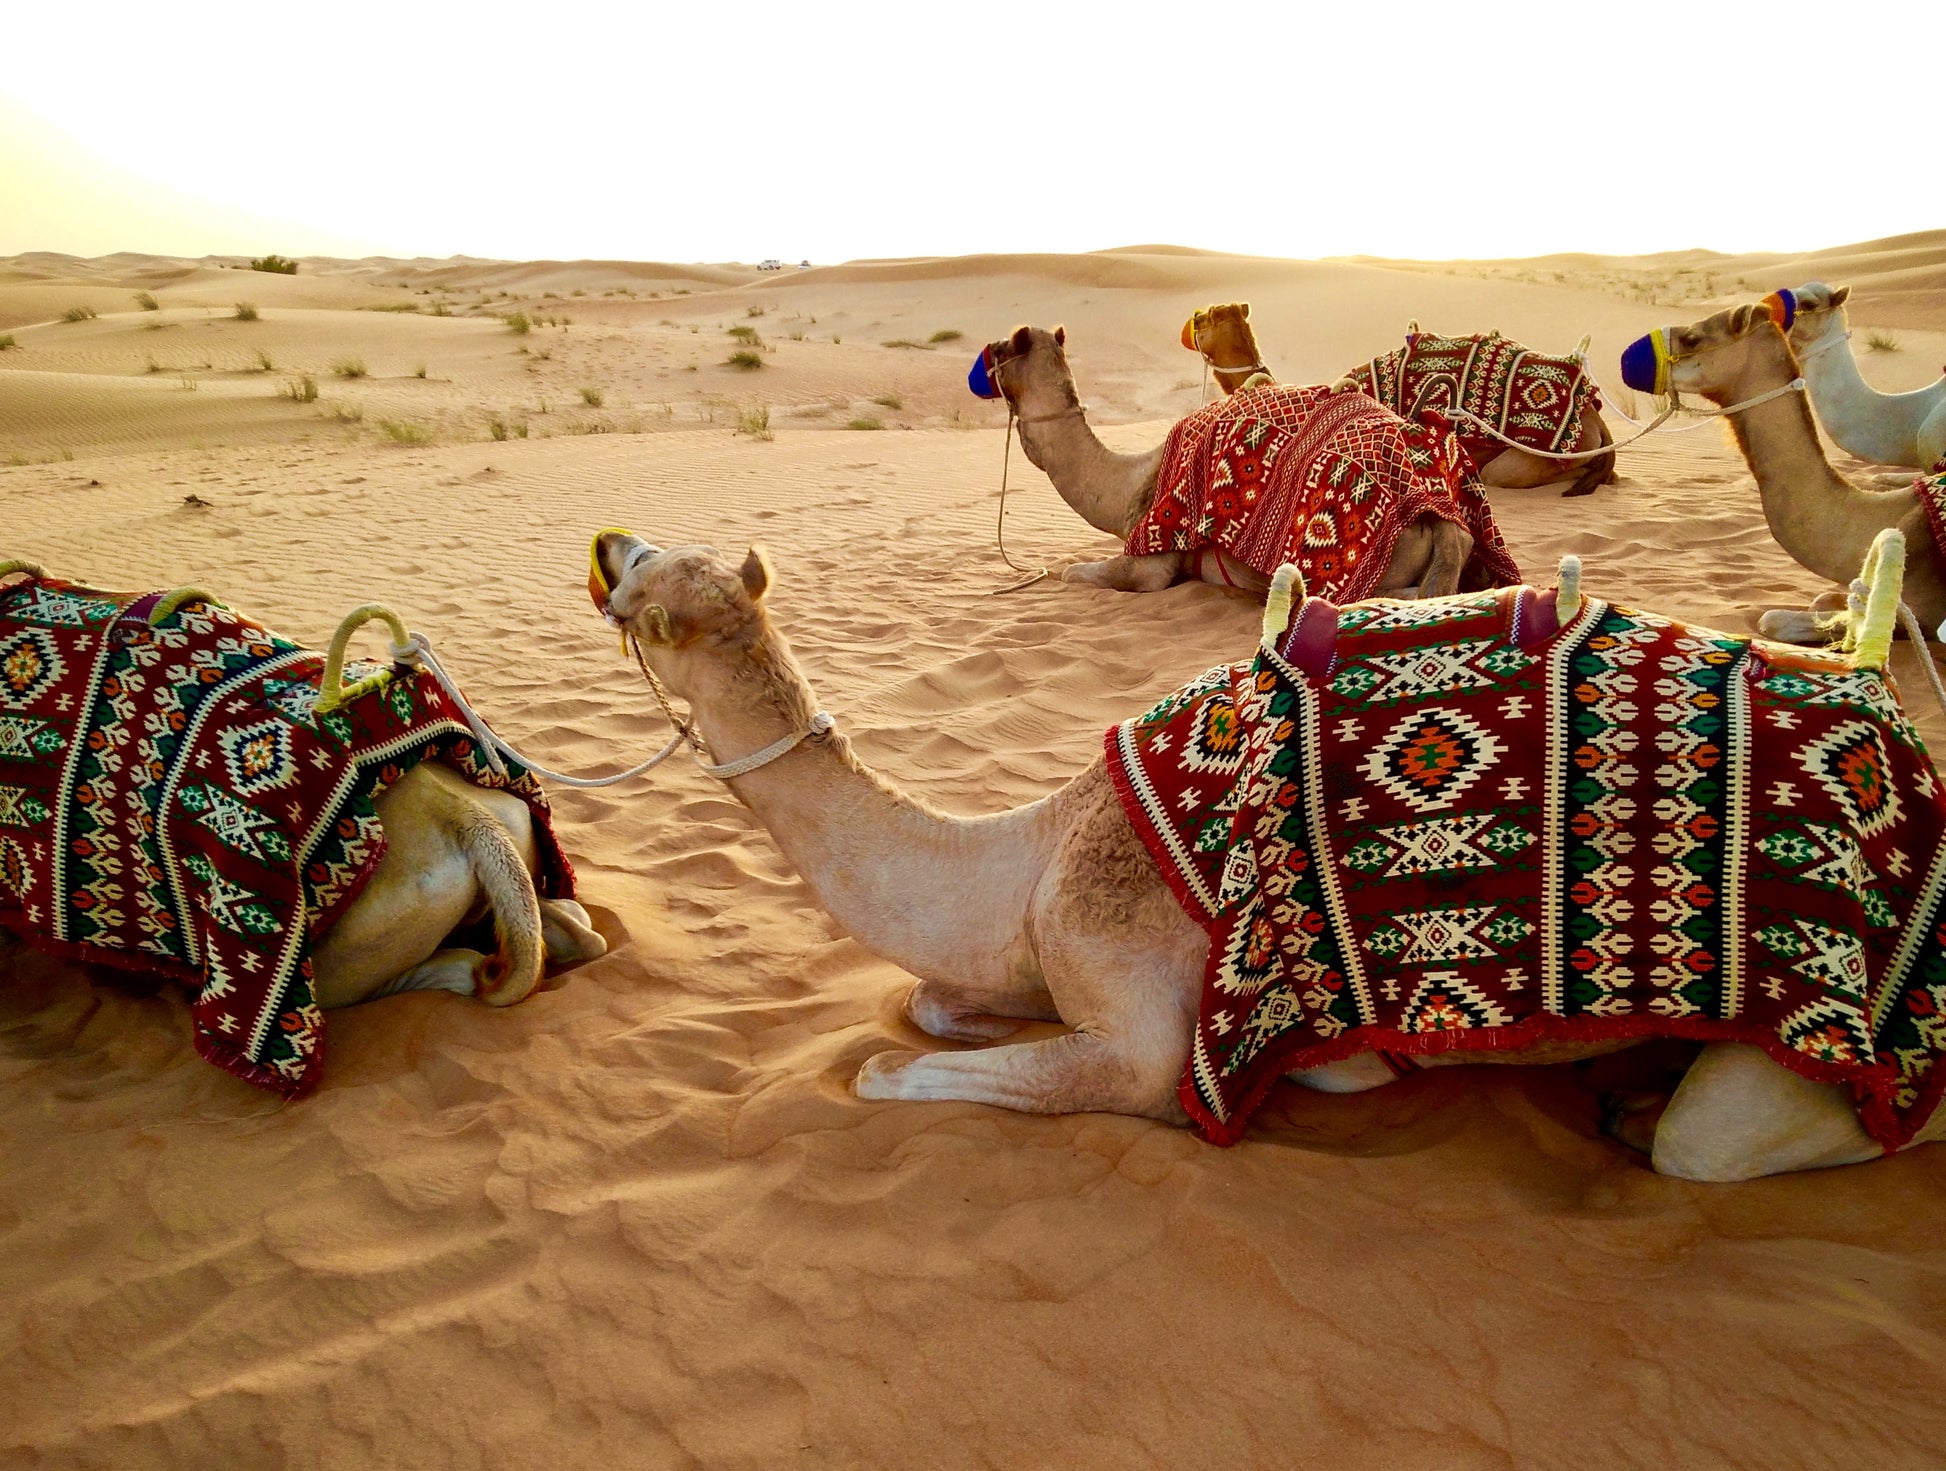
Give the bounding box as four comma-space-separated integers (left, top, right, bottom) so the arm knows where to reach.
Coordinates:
757, 259, 782, 272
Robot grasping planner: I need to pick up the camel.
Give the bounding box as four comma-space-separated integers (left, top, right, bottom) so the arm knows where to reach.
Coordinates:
0, 562, 606, 1088
1620, 302, 1946, 646
589, 527, 1946, 1179
1182, 302, 1618, 498
1786, 282, 1946, 470
973, 325, 1495, 599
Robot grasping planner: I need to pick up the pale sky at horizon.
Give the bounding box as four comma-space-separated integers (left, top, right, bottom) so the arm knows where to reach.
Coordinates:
3, 0, 1937, 266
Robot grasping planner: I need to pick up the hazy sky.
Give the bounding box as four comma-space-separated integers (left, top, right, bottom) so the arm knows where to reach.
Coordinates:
4, 0, 1935, 264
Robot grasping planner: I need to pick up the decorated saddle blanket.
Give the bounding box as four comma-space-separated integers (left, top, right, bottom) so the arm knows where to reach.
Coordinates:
1912, 467, 1946, 579
1343, 330, 1601, 470
1124, 383, 1521, 601
0, 577, 574, 1098
1106, 583, 1946, 1148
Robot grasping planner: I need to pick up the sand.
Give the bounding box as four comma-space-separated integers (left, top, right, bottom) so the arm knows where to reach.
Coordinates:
3, 237, 1946, 1470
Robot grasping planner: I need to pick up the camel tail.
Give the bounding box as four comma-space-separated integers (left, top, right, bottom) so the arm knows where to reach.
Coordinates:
451, 801, 546, 1006
1562, 413, 1617, 499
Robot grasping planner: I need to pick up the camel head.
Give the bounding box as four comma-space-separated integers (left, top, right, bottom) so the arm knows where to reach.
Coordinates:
1784, 281, 1851, 355
970, 325, 1076, 417
1181, 302, 1258, 371
589, 529, 775, 696
1619, 301, 1797, 404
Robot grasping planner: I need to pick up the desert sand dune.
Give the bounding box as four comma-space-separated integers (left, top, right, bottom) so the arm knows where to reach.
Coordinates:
3, 240, 1945, 1470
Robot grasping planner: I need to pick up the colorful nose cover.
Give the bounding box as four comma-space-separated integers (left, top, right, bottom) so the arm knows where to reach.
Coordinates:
1620, 329, 1672, 395
967, 347, 1000, 399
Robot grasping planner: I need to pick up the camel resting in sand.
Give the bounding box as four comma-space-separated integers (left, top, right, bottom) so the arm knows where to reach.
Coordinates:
0, 562, 605, 1094
1785, 282, 1946, 470
591, 527, 1946, 1179
1620, 301, 1946, 646
971, 325, 1516, 601
1183, 302, 1618, 498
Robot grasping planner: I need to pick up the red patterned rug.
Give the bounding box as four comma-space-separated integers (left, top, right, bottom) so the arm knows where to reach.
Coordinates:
1124, 384, 1520, 601
1343, 329, 1600, 469
0, 576, 574, 1097
1107, 583, 1946, 1147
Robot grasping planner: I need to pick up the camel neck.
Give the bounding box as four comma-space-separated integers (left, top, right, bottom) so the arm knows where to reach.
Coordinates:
680, 638, 1058, 989
1723, 358, 1908, 584
1800, 321, 1936, 464
1015, 407, 1167, 537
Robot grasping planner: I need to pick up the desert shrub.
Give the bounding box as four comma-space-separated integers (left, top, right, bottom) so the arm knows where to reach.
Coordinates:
331, 404, 364, 423
366, 300, 421, 313
488, 415, 509, 441
871, 392, 903, 410
233, 302, 259, 321
727, 350, 764, 370
134, 292, 159, 311
737, 404, 773, 440
146, 356, 162, 374
61, 305, 97, 323
414, 362, 428, 379
847, 416, 884, 431
881, 339, 928, 350
505, 311, 532, 335
746, 306, 765, 318
429, 299, 451, 317
378, 418, 431, 443
928, 329, 963, 343
331, 357, 367, 378
1866, 330, 1901, 352
253, 349, 275, 372
0, 334, 16, 351
250, 254, 298, 275
727, 325, 760, 342
578, 386, 604, 407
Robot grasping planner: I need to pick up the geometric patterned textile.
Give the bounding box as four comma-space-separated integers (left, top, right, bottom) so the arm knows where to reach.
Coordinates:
1913, 466, 1946, 586
1343, 329, 1602, 471
1124, 383, 1522, 600
0, 576, 574, 1098
1105, 582, 1946, 1147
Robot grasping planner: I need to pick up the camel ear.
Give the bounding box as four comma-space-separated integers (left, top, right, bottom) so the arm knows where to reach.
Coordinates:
1053, 325, 1066, 347
739, 545, 771, 601
1241, 302, 1250, 319
1730, 303, 1763, 337
1010, 325, 1033, 354
1831, 285, 1850, 307
639, 604, 676, 646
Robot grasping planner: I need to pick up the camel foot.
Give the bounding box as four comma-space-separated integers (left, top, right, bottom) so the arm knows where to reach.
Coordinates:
541, 897, 607, 964
1061, 552, 1181, 593
854, 1032, 1179, 1120
1757, 607, 1843, 646
1600, 1090, 1668, 1156
1560, 481, 1598, 498
904, 981, 1027, 1042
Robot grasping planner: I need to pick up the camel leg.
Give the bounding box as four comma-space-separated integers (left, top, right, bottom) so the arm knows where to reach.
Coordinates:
541, 897, 607, 964
1062, 550, 1183, 593
1649, 1042, 1883, 1181
1758, 587, 1851, 646
1416, 517, 1474, 599
905, 973, 1059, 1042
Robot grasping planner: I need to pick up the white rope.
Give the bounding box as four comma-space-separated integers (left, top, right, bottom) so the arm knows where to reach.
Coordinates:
1894, 603, 1946, 719
695, 711, 835, 779
394, 630, 691, 787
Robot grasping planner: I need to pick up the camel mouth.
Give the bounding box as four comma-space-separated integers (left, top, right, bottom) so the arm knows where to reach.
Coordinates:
588, 528, 657, 623
967, 346, 1001, 400
1619, 330, 1672, 396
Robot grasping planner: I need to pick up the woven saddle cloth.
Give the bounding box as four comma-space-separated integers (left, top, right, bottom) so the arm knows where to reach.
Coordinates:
0, 577, 573, 1097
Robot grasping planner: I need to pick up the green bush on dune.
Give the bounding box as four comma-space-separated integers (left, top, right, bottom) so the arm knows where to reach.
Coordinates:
250, 254, 299, 275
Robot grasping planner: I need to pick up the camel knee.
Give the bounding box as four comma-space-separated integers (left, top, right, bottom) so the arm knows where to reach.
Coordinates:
903, 980, 1025, 1042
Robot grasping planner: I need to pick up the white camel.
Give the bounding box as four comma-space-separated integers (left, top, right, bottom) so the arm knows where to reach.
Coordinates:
590, 528, 1946, 1180
0, 563, 606, 1018
1788, 282, 1946, 470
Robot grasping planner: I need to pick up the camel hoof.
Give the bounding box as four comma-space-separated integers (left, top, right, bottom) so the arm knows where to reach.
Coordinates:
1600, 1090, 1668, 1156
1757, 608, 1837, 646
853, 1049, 925, 1100
541, 897, 607, 963
1560, 482, 1598, 498
903, 982, 1023, 1041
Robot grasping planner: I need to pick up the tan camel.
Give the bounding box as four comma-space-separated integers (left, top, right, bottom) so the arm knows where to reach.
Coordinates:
1787, 282, 1946, 469
0, 565, 606, 1017
1641, 302, 1946, 645
982, 325, 1474, 598
1182, 303, 1618, 498
589, 528, 1946, 1179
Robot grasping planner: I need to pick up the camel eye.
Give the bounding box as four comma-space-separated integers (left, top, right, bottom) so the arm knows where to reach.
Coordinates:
1677, 330, 1701, 349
